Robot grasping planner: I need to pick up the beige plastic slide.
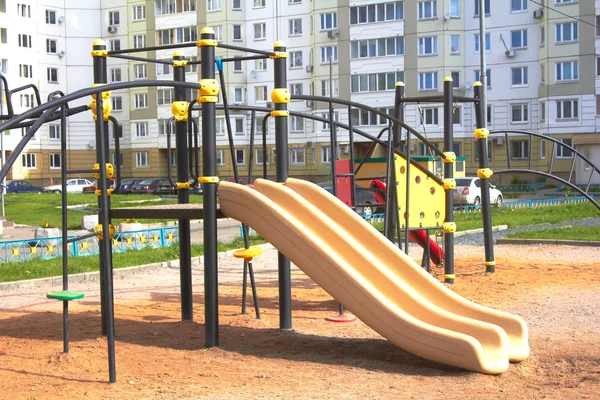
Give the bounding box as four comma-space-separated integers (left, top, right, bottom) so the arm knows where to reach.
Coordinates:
218, 178, 529, 374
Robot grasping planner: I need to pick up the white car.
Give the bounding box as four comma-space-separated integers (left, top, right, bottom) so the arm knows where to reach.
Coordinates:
44, 178, 93, 194
454, 177, 503, 207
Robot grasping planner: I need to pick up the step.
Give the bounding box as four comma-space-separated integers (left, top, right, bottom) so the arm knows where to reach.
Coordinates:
2, 220, 14, 228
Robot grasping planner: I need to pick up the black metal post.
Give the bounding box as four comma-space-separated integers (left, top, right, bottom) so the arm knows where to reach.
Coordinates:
92, 39, 116, 383
273, 41, 292, 330
442, 77, 456, 284
199, 28, 219, 347
386, 82, 404, 244
473, 82, 495, 273
59, 104, 69, 353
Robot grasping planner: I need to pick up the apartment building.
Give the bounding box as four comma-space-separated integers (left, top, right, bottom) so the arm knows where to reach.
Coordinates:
0, 0, 598, 185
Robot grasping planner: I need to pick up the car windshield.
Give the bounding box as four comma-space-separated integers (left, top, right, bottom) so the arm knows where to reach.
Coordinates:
455, 179, 472, 187
139, 179, 155, 185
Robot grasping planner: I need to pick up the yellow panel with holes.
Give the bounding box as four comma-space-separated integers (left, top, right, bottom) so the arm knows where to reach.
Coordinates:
395, 153, 446, 230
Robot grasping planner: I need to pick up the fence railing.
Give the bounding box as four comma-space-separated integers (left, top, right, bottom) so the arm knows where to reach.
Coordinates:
497, 183, 546, 193
0, 227, 179, 263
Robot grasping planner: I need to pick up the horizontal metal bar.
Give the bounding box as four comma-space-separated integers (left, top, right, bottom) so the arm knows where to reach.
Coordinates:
66, 231, 100, 244
109, 54, 173, 65
219, 55, 269, 63
110, 204, 225, 220
217, 43, 274, 57
107, 42, 197, 55
66, 169, 97, 175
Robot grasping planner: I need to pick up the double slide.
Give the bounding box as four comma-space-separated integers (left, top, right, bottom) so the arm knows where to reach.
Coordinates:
218, 178, 529, 374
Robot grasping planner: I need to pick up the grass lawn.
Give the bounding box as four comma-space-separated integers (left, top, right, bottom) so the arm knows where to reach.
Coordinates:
0, 235, 265, 283
504, 226, 600, 241
3, 192, 203, 229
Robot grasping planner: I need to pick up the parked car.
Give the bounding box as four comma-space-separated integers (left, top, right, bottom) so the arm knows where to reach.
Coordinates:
131, 178, 162, 195
190, 183, 203, 195
317, 182, 383, 215
3, 180, 43, 193
155, 179, 177, 195
114, 178, 145, 194
43, 179, 93, 194
454, 177, 504, 207
82, 178, 116, 194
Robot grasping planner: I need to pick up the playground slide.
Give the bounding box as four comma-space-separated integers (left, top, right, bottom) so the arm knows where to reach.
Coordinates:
218, 179, 529, 374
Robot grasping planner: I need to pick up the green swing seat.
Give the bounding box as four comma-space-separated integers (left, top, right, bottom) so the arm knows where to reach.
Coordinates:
46, 290, 85, 301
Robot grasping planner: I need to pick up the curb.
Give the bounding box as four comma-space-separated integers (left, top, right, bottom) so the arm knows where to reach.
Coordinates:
496, 238, 600, 247
454, 225, 508, 237
0, 243, 275, 292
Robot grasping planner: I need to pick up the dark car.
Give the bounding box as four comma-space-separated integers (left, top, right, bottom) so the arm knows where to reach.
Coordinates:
131, 178, 162, 195
317, 182, 383, 215
114, 178, 145, 194
155, 179, 177, 195
3, 180, 43, 193
190, 182, 203, 195
82, 178, 116, 194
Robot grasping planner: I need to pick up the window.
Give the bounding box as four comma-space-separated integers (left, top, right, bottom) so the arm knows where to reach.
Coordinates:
556, 22, 578, 43
450, 35, 460, 54
254, 23, 266, 40
49, 125, 60, 140
555, 0, 576, 3
207, 0, 221, 11
597, 57, 600, 76
254, 0, 265, 7
290, 83, 302, 96
511, 140, 528, 159
597, 16, 600, 36
422, 107, 439, 126
46, 39, 57, 54
419, 72, 438, 91
320, 80, 339, 97
452, 106, 462, 125
49, 154, 61, 169
216, 118, 226, 135
290, 51, 303, 68
21, 153, 36, 169
540, 26, 545, 47
474, 33, 490, 52
540, 64, 545, 85
155, 0, 197, 15
540, 139, 546, 160
321, 146, 332, 164
232, 0, 241, 9
18, 4, 31, 17
487, 104, 492, 126
556, 139, 573, 159
46, 9, 56, 24
289, 0, 302, 4
351, 72, 404, 92
133, 122, 149, 137
583, 149, 591, 170
511, 0, 527, 12
47, 68, 58, 83
185, 56, 198, 73
234, 87, 244, 104
451, 71, 460, 88
0, 28, 6, 44
235, 149, 245, 165
511, 67, 528, 86
109, 10, 120, 25
216, 149, 225, 166
156, 26, 197, 44
134, 64, 147, 79
255, 58, 267, 71
233, 25, 242, 41
539, 101, 546, 122
233, 58, 242, 72
290, 116, 304, 132
112, 96, 123, 111
158, 119, 174, 135
157, 88, 174, 105
19, 64, 33, 78
234, 118, 244, 135
350, 107, 394, 126
132, 5, 145, 21
111, 68, 121, 82
320, 13, 337, 30
597, 95, 600, 116
289, 18, 302, 36
0, 59, 6, 74
20, 93, 34, 107
511, 30, 528, 49
350, 37, 404, 58
134, 94, 148, 109
18, 34, 32, 48
320, 46, 338, 63
136, 151, 150, 167
255, 86, 268, 102
133, 35, 146, 49
474, 0, 490, 15
475, 69, 492, 89
319, 112, 339, 131
474, 141, 492, 161
290, 148, 305, 166
418, 36, 438, 56
418, 1, 437, 19
511, 104, 529, 123
556, 61, 578, 82
256, 148, 268, 165
110, 40, 120, 51
556, 100, 578, 120
213, 25, 223, 41
450, 0, 459, 17
350, 2, 404, 24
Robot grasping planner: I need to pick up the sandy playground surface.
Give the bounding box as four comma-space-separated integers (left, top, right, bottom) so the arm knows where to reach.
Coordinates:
0, 244, 599, 399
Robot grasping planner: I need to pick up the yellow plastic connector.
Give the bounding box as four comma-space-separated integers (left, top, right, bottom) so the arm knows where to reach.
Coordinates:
197, 95, 218, 103
473, 81, 482, 87
172, 59, 188, 68
91, 84, 111, 101
88, 100, 112, 121
91, 49, 108, 57
442, 222, 457, 233
442, 151, 456, 163
233, 247, 263, 262
94, 224, 115, 240
176, 182, 191, 189
444, 76, 453, 82
171, 101, 189, 122
271, 88, 290, 104
198, 176, 219, 184
396, 81, 405, 87
442, 178, 456, 190
196, 39, 217, 47
477, 168, 494, 179
270, 110, 289, 117
444, 274, 455, 280
474, 128, 489, 139
93, 163, 114, 179
95, 189, 113, 197
485, 261, 496, 267
198, 79, 219, 96
269, 51, 288, 59
273, 41, 286, 48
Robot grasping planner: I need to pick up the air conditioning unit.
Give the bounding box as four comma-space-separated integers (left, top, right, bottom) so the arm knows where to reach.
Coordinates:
306, 141, 313, 148
305, 100, 314, 107
533, 9, 544, 19
339, 144, 349, 153
492, 137, 504, 146
327, 29, 338, 39
505, 49, 516, 58
57, 50, 65, 58
305, 64, 313, 73
108, 25, 118, 34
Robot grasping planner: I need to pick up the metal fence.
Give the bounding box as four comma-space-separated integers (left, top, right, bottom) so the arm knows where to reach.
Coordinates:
0, 227, 179, 263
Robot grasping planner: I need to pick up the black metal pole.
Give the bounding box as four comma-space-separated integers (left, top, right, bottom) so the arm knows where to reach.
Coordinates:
273, 41, 292, 330
92, 38, 116, 383
59, 104, 69, 353
199, 28, 219, 347
473, 82, 495, 273
173, 51, 194, 320
386, 82, 404, 244
442, 77, 456, 284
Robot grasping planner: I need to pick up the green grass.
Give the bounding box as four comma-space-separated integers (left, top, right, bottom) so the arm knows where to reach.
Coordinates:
0, 235, 265, 283
3, 192, 204, 229
504, 226, 600, 241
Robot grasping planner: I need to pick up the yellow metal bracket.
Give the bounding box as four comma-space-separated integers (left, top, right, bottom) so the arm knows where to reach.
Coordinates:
197, 95, 218, 103
442, 178, 456, 190
198, 176, 219, 184
198, 79, 219, 96
485, 261, 496, 267
96, 189, 113, 197
444, 274, 455, 280
474, 128, 489, 139
172, 59, 188, 68
176, 182, 191, 189
94, 224, 115, 240
269, 51, 288, 59
91, 49, 108, 57
442, 222, 457, 233
477, 168, 494, 179
93, 163, 114, 179
196, 39, 217, 47
171, 101, 189, 122
91, 84, 111, 101
442, 152, 456, 163
271, 88, 290, 104
270, 110, 289, 117
88, 100, 112, 121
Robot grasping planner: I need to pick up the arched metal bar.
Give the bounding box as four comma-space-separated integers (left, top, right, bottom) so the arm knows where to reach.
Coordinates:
108, 116, 123, 192
47, 90, 70, 110
0, 73, 15, 120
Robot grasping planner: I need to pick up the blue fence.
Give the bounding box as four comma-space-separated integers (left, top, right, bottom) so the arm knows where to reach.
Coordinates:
0, 227, 179, 264
498, 183, 545, 193
557, 184, 600, 193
